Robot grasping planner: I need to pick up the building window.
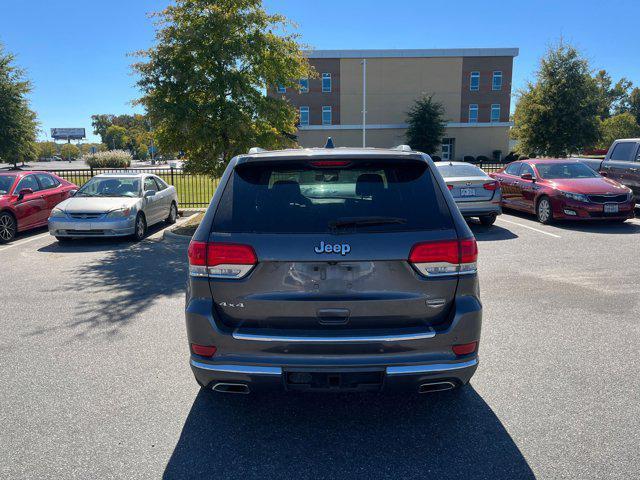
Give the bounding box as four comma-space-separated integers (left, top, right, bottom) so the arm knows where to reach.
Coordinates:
470, 71, 479, 91
299, 106, 310, 126
277, 84, 286, 94
322, 73, 332, 93
442, 138, 455, 161
492, 71, 503, 91
322, 106, 332, 125
491, 104, 501, 122
299, 78, 309, 93
468, 104, 478, 123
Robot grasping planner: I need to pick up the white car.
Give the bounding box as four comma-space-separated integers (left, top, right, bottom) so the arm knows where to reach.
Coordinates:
48, 173, 178, 242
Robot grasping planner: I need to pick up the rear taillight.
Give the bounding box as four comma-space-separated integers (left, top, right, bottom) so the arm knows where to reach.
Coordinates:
447, 184, 454, 191
483, 181, 498, 191
191, 344, 217, 357
188, 241, 257, 279
409, 238, 478, 277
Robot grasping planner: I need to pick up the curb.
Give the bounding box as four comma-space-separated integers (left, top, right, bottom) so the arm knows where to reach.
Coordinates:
162, 216, 195, 243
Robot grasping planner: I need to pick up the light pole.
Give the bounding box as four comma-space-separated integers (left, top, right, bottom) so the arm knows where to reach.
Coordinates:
362, 59, 367, 148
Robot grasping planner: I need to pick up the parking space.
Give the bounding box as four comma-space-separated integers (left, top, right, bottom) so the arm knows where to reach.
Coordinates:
1, 212, 639, 479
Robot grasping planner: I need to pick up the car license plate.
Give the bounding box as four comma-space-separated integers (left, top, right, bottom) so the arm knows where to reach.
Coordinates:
604, 204, 619, 213
460, 188, 476, 197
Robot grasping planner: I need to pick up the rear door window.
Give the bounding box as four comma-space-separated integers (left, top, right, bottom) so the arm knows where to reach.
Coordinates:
35, 174, 60, 190
213, 159, 454, 234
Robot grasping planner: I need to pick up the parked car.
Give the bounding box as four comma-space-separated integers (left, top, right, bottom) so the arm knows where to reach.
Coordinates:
185, 144, 481, 394
490, 159, 635, 224
48, 173, 178, 242
0, 171, 78, 243
434, 161, 502, 226
577, 138, 640, 202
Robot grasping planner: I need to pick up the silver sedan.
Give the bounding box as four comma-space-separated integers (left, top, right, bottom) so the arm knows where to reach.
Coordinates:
434, 161, 502, 226
48, 173, 178, 242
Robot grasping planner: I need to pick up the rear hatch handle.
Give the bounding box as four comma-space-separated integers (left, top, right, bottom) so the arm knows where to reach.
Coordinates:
317, 308, 350, 326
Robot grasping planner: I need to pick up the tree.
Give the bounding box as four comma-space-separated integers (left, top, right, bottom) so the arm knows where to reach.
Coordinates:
512, 42, 600, 157
37, 141, 57, 159
136, 144, 149, 160
628, 88, 640, 126
593, 70, 632, 119
60, 143, 80, 160
598, 113, 640, 148
104, 125, 129, 150
133, 0, 312, 174
0, 43, 38, 167
405, 95, 447, 155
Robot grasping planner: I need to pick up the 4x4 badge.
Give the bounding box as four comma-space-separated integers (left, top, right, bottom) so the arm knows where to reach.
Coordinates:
314, 241, 351, 256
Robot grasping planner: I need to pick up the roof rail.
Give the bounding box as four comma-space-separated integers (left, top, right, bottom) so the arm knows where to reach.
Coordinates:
391, 144, 412, 152
248, 147, 267, 154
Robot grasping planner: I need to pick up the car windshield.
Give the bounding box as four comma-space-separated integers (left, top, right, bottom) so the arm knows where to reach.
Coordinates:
535, 163, 599, 179
213, 160, 454, 234
0, 175, 16, 195
76, 177, 141, 197
436, 164, 485, 177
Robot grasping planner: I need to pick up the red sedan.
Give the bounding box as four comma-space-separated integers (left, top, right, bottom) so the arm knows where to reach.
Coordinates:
0, 171, 78, 243
490, 159, 635, 224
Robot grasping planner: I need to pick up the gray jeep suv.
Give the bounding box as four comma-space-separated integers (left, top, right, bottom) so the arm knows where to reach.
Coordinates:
185, 145, 481, 394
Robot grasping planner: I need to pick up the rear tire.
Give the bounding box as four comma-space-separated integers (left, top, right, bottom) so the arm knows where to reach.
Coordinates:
132, 213, 147, 242
0, 212, 17, 243
479, 214, 497, 226
536, 196, 553, 224
165, 202, 178, 224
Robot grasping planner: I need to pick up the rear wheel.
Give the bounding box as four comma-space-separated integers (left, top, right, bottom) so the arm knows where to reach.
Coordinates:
479, 214, 497, 226
536, 196, 553, 224
0, 212, 17, 243
165, 202, 178, 224
132, 213, 147, 242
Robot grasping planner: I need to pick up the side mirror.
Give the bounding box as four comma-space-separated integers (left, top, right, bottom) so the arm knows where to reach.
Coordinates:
520, 173, 534, 181
69, 189, 77, 197
144, 190, 156, 198
18, 188, 33, 199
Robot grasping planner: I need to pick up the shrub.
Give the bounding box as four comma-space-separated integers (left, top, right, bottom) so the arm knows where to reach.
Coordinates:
84, 150, 132, 168
476, 155, 490, 164
463, 155, 477, 163
492, 150, 502, 161
431, 155, 441, 162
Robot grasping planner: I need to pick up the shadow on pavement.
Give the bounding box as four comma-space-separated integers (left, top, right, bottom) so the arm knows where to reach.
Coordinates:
163, 387, 534, 480
29, 235, 187, 338
468, 220, 519, 242
502, 209, 640, 234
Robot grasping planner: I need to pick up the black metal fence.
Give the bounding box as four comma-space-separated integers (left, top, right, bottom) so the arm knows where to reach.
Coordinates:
42, 167, 220, 208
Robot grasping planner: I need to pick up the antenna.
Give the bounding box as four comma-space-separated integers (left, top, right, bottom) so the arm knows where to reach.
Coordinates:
325, 137, 335, 149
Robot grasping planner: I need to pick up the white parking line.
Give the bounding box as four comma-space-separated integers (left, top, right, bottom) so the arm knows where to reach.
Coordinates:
0, 231, 51, 252
497, 218, 562, 238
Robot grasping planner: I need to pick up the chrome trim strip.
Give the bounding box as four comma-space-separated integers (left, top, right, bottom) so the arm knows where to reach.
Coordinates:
190, 360, 282, 376
386, 358, 479, 376
232, 328, 435, 343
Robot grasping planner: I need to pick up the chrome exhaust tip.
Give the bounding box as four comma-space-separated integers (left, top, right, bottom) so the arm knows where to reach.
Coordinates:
212, 383, 250, 394
418, 381, 456, 393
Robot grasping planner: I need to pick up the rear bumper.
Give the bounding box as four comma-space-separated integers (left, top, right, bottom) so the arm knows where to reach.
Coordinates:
456, 200, 502, 217
190, 357, 479, 393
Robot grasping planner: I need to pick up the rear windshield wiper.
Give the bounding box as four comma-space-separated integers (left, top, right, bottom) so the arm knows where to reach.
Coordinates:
328, 216, 407, 231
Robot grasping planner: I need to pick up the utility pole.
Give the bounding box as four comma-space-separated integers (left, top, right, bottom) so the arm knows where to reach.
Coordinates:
362, 59, 367, 148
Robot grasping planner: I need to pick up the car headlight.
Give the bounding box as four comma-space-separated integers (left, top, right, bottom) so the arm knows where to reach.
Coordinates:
560, 191, 589, 203
106, 208, 132, 218
49, 208, 66, 218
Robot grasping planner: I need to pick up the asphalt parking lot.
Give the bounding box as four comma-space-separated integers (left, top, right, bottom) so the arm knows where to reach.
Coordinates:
1, 212, 639, 479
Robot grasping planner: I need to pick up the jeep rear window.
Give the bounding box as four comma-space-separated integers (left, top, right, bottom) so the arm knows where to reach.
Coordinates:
212, 160, 454, 233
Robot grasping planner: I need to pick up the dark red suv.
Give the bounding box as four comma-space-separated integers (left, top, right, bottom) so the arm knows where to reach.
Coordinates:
0, 171, 77, 242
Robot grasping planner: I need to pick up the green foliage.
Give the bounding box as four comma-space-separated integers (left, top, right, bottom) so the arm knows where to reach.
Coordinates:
133, 0, 312, 175
598, 113, 640, 148
405, 94, 447, 155
84, 150, 132, 168
79, 143, 107, 155
37, 141, 57, 159
104, 125, 129, 150
512, 42, 600, 157
593, 70, 633, 119
60, 143, 80, 159
136, 144, 149, 160
0, 43, 38, 167
627, 88, 640, 126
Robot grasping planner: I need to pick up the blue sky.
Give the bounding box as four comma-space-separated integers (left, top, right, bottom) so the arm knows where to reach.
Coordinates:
1, 0, 639, 142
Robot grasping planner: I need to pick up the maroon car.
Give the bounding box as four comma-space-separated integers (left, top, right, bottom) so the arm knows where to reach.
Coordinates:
0, 171, 78, 243
490, 159, 635, 224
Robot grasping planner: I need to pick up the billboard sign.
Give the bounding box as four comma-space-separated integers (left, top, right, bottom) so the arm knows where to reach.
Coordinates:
51, 128, 86, 140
